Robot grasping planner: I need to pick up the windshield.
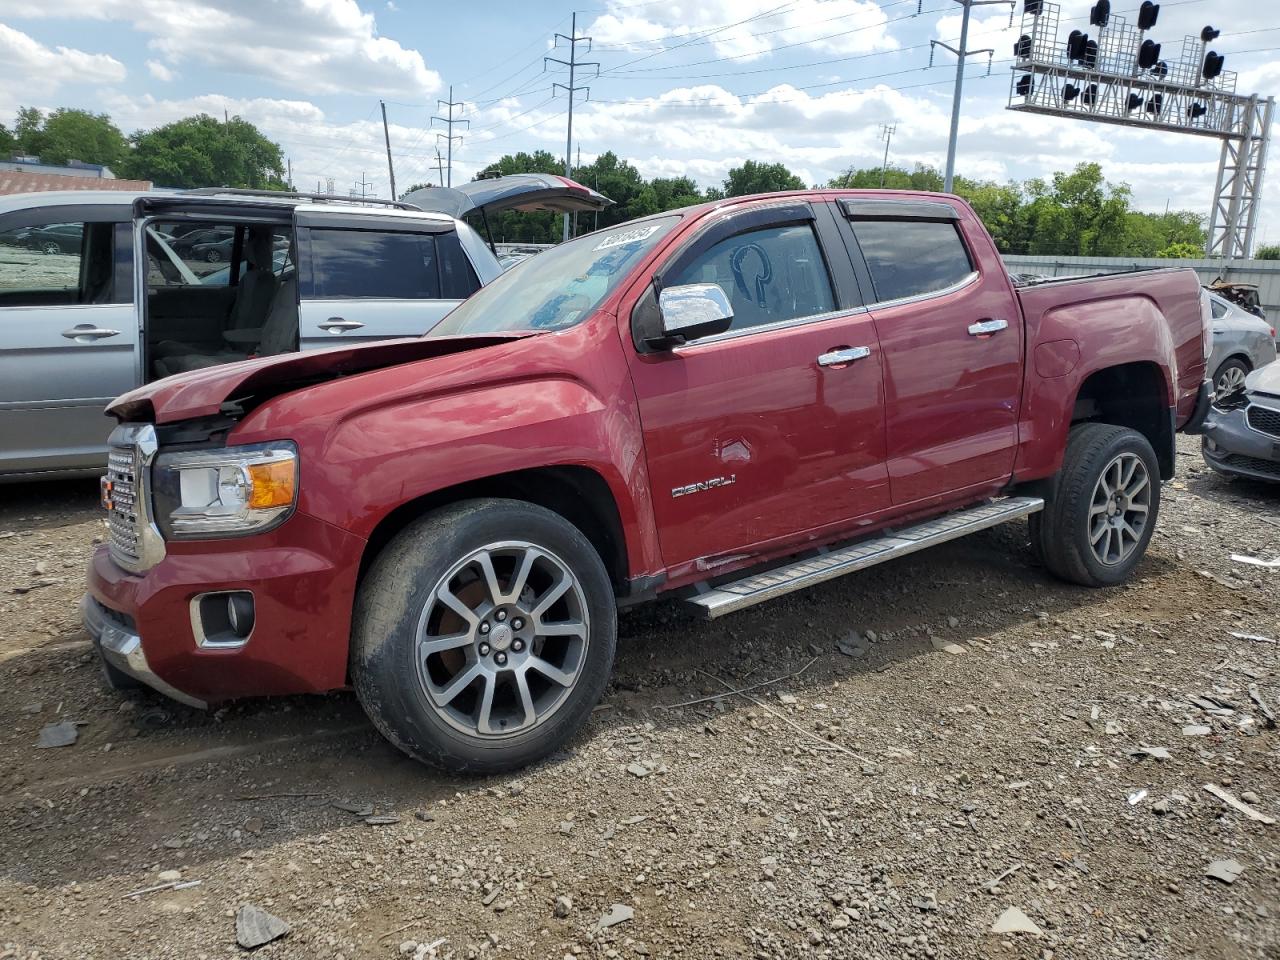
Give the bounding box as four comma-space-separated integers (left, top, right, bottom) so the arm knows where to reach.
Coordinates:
431, 216, 680, 336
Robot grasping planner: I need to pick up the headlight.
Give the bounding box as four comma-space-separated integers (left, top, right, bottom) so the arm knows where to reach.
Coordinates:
152, 442, 297, 539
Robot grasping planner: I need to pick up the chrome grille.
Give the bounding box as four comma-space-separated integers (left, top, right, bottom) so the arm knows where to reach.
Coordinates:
1247, 404, 1280, 439
105, 444, 141, 568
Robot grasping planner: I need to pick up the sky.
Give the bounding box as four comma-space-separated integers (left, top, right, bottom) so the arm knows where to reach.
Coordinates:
0, 0, 1276, 239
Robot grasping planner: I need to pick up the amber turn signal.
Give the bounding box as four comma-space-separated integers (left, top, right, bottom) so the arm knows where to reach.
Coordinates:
247, 459, 297, 510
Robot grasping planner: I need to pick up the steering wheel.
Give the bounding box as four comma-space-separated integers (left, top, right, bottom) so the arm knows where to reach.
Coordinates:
730, 242, 773, 308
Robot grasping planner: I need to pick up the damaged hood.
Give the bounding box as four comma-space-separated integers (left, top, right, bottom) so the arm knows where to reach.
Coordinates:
1246, 362, 1280, 398
108, 335, 527, 424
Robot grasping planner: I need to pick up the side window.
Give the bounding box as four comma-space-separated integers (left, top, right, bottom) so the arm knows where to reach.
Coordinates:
148, 222, 292, 289
0, 220, 120, 307
309, 229, 442, 299
1209, 297, 1228, 320
437, 231, 481, 300
850, 219, 974, 303
667, 224, 835, 333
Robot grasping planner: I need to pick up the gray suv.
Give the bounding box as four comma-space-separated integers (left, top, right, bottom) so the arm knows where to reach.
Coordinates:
0, 176, 610, 480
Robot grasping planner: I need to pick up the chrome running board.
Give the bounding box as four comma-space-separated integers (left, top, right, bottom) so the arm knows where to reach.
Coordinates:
684, 496, 1044, 619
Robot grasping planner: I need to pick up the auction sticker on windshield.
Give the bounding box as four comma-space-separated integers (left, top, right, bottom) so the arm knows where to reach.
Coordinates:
594, 223, 665, 251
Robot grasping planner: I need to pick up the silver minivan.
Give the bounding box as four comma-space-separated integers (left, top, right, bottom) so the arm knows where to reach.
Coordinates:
0, 176, 610, 480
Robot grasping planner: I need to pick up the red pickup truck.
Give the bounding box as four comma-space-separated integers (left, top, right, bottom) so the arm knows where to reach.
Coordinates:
84, 190, 1212, 772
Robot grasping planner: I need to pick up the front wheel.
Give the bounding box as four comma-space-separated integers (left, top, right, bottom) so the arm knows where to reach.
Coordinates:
352, 499, 616, 774
1030, 423, 1160, 587
204, 249, 223, 263
1213, 358, 1250, 398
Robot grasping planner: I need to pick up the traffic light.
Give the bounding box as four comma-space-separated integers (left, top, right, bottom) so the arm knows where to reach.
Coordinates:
1066, 29, 1087, 61
1203, 51, 1225, 80
1138, 39, 1161, 70
1127, 93, 1144, 111
1145, 93, 1163, 114
1089, 0, 1110, 27
1016, 75, 1034, 96
1082, 84, 1099, 105
1024, 0, 1043, 14
1015, 34, 1032, 58
1137, 1, 1159, 30
1201, 25, 1220, 43
1084, 39, 1098, 67
1152, 60, 1168, 79
1187, 102, 1207, 119
1063, 83, 1081, 102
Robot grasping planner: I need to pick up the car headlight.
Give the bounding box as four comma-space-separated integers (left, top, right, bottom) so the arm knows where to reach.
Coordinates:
151, 442, 297, 539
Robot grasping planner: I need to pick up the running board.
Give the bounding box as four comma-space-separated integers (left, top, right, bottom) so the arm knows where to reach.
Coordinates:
684, 496, 1044, 619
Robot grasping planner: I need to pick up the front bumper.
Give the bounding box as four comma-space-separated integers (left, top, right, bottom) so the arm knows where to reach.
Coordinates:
82, 595, 207, 708
83, 511, 368, 706
1178, 379, 1215, 435
1201, 404, 1280, 483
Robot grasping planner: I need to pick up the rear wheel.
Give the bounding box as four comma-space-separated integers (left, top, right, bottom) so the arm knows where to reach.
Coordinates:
1030, 423, 1160, 587
204, 249, 223, 263
1213, 358, 1250, 398
352, 499, 616, 773
41, 241, 60, 255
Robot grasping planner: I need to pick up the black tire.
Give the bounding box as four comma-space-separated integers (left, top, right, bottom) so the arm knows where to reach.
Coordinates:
42, 242, 60, 255
1030, 423, 1161, 587
204, 249, 223, 263
352, 499, 616, 774
1213, 357, 1251, 398
99, 653, 142, 692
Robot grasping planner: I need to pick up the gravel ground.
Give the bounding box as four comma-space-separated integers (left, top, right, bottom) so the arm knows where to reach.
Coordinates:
1, 434, 1277, 960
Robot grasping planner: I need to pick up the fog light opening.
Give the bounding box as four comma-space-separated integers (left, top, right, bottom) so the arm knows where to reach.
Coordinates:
227, 593, 255, 638
193, 591, 256, 648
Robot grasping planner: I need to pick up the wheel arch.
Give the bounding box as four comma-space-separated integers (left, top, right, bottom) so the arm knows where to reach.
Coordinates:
357, 465, 631, 597
1068, 360, 1174, 479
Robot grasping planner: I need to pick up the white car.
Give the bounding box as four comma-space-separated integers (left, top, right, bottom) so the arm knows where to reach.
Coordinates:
0, 175, 610, 480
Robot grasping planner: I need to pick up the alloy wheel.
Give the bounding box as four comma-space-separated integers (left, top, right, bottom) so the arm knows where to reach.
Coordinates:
1088, 453, 1151, 566
414, 541, 589, 738
1216, 364, 1248, 397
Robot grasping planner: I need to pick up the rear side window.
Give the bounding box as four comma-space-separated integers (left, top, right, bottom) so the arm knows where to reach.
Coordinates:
0, 220, 121, 306
851, 220, 973, 303
1209, 297, 1228, 320
666, 223, 836, 334
307, 229, 479, 300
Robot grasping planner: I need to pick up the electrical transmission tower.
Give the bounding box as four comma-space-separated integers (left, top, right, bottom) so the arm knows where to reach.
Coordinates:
432, 86, 468, 188
350, 172, 373, 199
932, 0, 1011, 193
545, 13, 598, 241
878, 123, 897, 186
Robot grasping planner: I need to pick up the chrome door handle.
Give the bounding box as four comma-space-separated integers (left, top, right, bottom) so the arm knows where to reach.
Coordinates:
967, 318, 1008, 336
817, 346, 871, 367
319, 317, 365, 333
61, 325, 121, 341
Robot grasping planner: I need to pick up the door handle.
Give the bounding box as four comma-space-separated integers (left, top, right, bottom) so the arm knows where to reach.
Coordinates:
817, 346, 871, 367
967, 318, 1008, 336
61, 325, 121, 342
319, 317, 365, 333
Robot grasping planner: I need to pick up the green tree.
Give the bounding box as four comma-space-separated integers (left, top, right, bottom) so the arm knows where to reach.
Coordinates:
1157, 241, 1203, 258
723, 159, 805, 196
122, 114, 285, 189
9, 107, 128, 168
399, 181, 435, 198
0, 122, 13, 158
1255, 244, 1280, 260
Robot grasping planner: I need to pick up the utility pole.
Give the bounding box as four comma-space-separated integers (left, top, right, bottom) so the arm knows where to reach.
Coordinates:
380, 100, 397, 201
878, 123, 896, 187
545, 13, 598, 241
352, 172, 373, 199
932, 0, 1008, 192
432, 86, 468, 188
433, 147, 446, 187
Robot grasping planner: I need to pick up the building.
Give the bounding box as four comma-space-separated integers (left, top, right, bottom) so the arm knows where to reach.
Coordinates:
0, 157, 151, 197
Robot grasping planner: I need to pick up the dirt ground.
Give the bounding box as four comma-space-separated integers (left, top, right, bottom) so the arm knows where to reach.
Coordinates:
1, 434, 1277, 960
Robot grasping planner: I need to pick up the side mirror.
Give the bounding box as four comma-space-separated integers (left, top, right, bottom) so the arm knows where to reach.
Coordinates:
649, 283, 733, 349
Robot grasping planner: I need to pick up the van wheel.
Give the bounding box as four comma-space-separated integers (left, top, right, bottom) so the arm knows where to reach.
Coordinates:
352, 499, 616, 774
1030, 423, 1160, 587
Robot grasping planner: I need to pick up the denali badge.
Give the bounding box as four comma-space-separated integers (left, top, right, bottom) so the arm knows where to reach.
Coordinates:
671, 474, 736, 499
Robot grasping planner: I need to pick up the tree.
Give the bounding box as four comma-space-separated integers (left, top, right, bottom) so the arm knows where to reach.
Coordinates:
122, 114, 285, 189
1157, 241, 1203, 258
10, 107, 128, 168
0, 122, 13, 158
1256, 244, 1280, 260
723, 159, 805, 196
399, 182, 435, 199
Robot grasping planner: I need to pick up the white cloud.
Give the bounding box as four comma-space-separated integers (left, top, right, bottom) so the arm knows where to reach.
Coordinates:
146, 59, 175, 82
0, 0, 440, 98
588, 0, 898, 62
0, 24, 126, 116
